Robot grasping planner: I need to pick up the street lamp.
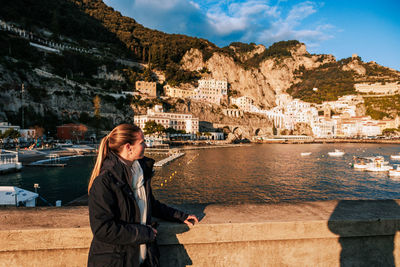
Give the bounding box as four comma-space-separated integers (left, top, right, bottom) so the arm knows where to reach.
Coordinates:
21, 83, 24, 129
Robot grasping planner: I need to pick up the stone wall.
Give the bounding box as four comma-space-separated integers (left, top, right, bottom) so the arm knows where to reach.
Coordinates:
1, 200, 400, 266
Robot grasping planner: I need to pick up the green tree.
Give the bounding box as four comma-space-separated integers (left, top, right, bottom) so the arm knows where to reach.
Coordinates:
143, 120, 165, 135
2, 128, 21, 139
93, 95, 101, 138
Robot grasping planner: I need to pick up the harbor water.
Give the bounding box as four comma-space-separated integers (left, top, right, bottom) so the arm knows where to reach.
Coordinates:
2, 143, 400, 205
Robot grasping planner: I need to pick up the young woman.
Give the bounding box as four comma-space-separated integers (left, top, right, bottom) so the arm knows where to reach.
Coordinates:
87, 124, 198, 267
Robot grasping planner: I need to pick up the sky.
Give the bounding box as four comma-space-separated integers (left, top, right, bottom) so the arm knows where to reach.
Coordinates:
104, 0, 400, 71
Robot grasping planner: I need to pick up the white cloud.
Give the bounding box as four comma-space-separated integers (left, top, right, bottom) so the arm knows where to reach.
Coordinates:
105, 0, 335, 48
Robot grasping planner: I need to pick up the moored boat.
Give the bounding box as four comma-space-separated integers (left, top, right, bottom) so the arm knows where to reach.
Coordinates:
352, 156, 373, 170
390, 153, 400, 160
0, 186, 38, 207
365, 156, 393, 172
389, 165, 400, 177
300, 152, 312, 156
328, 149, 345, 157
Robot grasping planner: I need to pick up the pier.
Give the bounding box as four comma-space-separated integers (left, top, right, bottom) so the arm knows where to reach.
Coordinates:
154, 152, 185, 167
28, 155, 83, 167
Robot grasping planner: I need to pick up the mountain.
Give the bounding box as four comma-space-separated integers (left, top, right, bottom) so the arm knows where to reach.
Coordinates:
0, 0, 400, 136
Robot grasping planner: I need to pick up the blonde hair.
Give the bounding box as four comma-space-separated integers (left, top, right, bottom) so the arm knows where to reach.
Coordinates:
88, 124, 142, 193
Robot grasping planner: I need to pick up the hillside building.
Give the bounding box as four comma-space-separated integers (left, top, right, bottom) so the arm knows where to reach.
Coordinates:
134, 105, 199, 135
136, 81, 157, 98
354, 82, 400, 95
230, 96, 254, 112
191, 79, 228, 105
57, 124, 88, 141
164, 85, 195, 99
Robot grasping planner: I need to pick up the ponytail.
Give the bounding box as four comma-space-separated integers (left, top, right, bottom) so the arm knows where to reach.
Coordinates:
88, 124, 142, 194
88, 135, 109, 193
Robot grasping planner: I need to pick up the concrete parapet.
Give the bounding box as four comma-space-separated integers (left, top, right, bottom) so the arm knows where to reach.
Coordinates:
1, 200, 400, 266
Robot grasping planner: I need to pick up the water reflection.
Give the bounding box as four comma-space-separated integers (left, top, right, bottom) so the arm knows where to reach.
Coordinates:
153, 143, 400, 205
1, 143, 400, 205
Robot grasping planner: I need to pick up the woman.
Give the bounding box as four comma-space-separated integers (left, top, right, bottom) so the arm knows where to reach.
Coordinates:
87, 124, 198, 267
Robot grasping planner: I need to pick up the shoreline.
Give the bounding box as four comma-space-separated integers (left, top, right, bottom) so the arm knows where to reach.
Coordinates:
255, 138, 400, 144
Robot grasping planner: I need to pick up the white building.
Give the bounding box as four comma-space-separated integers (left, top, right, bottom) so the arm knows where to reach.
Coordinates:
230, 96, 254, 112
191, 79, 228, 105
19, 129, 36, 142
284, 99, 319, 129
134, 105, 199, 135
164, 85, 195, 99
311, 117, 337, 138
355, 82, 400, 95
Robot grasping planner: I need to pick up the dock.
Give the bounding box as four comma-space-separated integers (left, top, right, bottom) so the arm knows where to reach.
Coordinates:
27, 154, 82, 167
28, 163, 66, 167
154, 152, 185, 167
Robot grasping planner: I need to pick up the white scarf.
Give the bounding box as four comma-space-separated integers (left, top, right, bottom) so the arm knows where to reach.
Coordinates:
131, 160, 148, 263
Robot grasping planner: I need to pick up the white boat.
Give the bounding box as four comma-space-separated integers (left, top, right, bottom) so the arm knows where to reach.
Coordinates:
365, 156, 393, 172
328, 149, 345, 157
389, 165, 400, 177
300, 152, 312, 156
390, 154, 400, 160
0, 186, 38, 207
0, 150, 22, 174
352, 157, 373, 170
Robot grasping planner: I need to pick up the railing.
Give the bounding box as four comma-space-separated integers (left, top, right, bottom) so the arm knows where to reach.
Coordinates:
0, 150, 18, 165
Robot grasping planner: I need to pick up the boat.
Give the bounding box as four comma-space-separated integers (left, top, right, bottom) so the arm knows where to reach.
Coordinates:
365, 156, 393, 172
390, 153, 400, 160
328, 149, 345, 157
352, 156, 373, 170
0, 150, 22, 174
389, 165, 400, 177
300, 152, 312, 156
0, 186, 38, 207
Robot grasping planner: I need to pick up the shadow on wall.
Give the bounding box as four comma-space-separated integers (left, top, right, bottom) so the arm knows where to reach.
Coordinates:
158, 204, 206, 267
328, 200, 400, 267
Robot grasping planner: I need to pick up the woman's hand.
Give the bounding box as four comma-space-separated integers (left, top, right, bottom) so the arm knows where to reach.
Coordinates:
148, 226, 158, 241
183, 215, 199, 226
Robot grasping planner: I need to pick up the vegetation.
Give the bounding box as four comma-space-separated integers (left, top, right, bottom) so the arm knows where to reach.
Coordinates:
143, 120, 165, 135
244, 40, 300, 68
287, 58, 358, 103
364, 95, 400, 119
0, 128, 20, 139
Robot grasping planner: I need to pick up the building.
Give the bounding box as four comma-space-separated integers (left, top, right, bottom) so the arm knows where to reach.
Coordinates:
191, 79, 228, 105
134, 105, 199, 135
19, 129, 36, 142
285, 99, 319, 129
311, 117, 337, 138
230, 96, 254, 112
57, 124, 88, 141
164, 85, 195, 99
355, 82, 400, 95
222, 109, 244, 118
136, 81, 157, 98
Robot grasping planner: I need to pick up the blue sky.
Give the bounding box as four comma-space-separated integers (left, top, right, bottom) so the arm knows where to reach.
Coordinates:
104, 0, 400, 71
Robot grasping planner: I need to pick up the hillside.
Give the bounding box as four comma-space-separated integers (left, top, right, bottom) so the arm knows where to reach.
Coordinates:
1, 0, 400, 136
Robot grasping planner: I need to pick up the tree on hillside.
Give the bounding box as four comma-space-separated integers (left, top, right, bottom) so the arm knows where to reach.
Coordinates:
1, 128, 20, 139
93, 95, 101, 138
143, 120, 165, 136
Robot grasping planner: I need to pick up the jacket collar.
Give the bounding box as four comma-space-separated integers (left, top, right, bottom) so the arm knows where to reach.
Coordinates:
101, 151, 155, 186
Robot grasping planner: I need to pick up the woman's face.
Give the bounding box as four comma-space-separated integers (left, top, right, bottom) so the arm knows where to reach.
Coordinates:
128, 131, 146, 161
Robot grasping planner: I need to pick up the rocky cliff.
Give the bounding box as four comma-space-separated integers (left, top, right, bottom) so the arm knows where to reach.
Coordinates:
181, 43, 335, 109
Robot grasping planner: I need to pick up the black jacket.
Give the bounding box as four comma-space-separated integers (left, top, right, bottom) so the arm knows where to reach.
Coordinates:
88, 152, 188, 267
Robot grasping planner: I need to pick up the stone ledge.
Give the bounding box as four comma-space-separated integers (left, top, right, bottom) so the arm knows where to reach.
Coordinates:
2, 200, 400, 266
